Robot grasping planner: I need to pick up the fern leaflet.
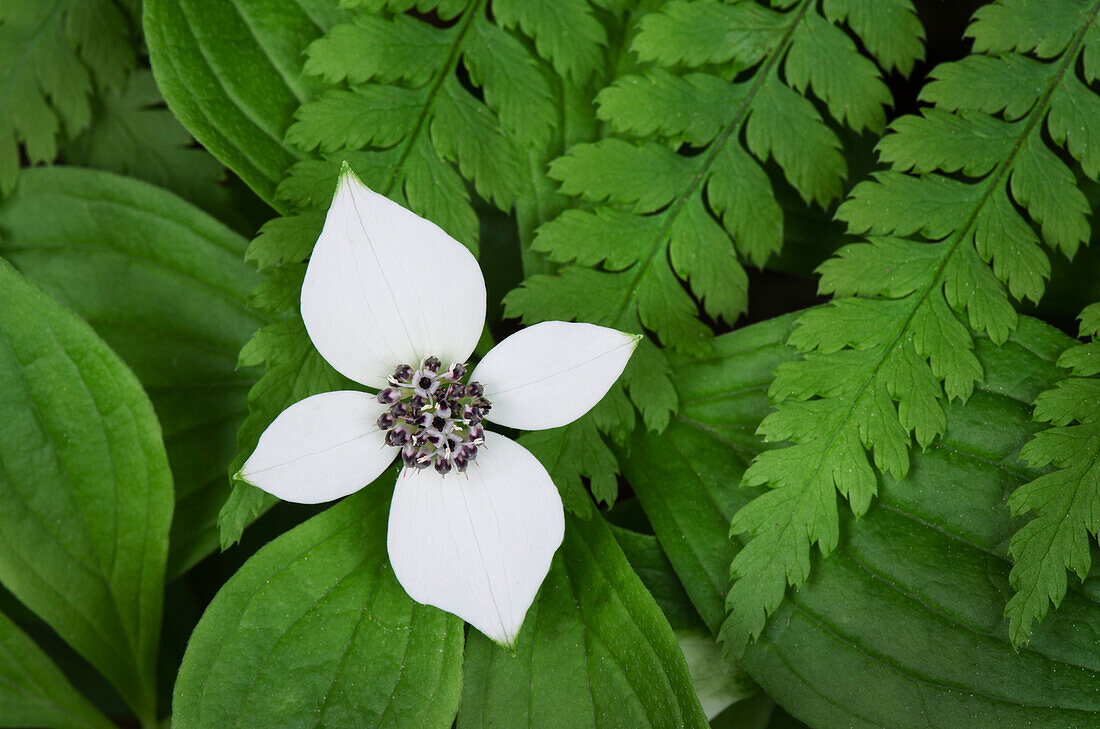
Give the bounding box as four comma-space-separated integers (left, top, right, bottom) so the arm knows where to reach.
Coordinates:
1006, 302, 1100, 647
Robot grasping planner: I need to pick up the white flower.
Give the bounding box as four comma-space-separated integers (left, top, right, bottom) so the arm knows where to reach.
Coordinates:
239, 165, 639, 647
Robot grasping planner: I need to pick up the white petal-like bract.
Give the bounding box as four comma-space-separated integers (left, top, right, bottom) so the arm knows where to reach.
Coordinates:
301, 166, 486, 388
472, 321, 640, 430
387, 432, 564, 647
239, 391, 397, 504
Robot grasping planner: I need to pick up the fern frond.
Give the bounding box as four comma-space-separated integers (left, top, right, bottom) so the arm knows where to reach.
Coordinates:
0, 0, 136, 193
721, 0, 1100, 658
506, 0, 915, 431
1006, 302, 1100, 647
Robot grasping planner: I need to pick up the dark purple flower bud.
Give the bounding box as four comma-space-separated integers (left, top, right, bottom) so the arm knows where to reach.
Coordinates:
461, 443, 478, 460
434, 456, 452, 475
453, 453, 469, 472
377, 412, 395, 430
386, 428, 409, 447
392, 364, 414, 383
408, 395, 426, 413
377, 387, 400, 404
422, 356, 441, 373
468, 425, 485, 443
447, 382, 466, 399
464, 406, 482, 424
448, 362, 467, 380
401, 445, 418, 468
466, 381, 484, 398
390, 401, 408, 418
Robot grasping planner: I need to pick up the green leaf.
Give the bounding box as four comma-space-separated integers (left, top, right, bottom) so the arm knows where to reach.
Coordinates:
967, 0, 1084, 58
492, 0, 606, 83
632, 0, 787, 69
0, 0, 136, 193
876, 108, 1017, 178
610, 525, 758, 720
172, 484, 465, 729
143, 0, 347, 208
0, 609, 116, 729
821, 0, 924, 75
457, 511, 709, 729
745, 73, 846, 207
920, 54, 1054, 121
784, 9, 890, 132
0, 166, 267, 578
596, 70, 742, 147
550, 138, 689, 213
622, 312, 1100, 728
302, 13, 452, 87
0, 258, 173, 725
465, 17, 556, 150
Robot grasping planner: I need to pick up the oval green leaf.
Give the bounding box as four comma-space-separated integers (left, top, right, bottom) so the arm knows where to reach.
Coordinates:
172, 483, 464, 729
143, 0, 346, 208
0, 166, 268, 577
458, 511, 710, 729
623, 312, 1100, 728
0, 259, 174, 724
0, 609, 116, 729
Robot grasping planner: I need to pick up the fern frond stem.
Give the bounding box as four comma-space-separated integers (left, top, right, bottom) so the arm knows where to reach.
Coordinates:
379, 0, 486, 197
779, 0, 1100, 532
605, 0, 814, 331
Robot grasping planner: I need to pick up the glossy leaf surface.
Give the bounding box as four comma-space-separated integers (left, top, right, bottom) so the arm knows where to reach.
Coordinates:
458, 511, 709, 729
0, 166, 266, 577
0, 609, 116, 729
0, 259, 173, 723
172, 483, 464, 729
143, 0, 346, 208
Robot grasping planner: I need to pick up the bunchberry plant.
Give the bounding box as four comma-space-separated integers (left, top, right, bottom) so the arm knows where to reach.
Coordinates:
239, 166, 637, 645
0, 1, 1098, 728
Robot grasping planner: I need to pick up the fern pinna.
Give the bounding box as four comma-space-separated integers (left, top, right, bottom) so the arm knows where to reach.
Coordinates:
1006, 301, 1100, 647
722, 0, 1100, 657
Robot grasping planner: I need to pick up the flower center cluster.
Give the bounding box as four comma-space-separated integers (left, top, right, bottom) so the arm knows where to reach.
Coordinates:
376, 356, 491, 475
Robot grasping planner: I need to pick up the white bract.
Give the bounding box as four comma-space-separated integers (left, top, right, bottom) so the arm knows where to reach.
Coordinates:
239, 165, 639, 647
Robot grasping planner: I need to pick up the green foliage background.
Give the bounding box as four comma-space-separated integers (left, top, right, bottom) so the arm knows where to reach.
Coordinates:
0, 1, 1098, 728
